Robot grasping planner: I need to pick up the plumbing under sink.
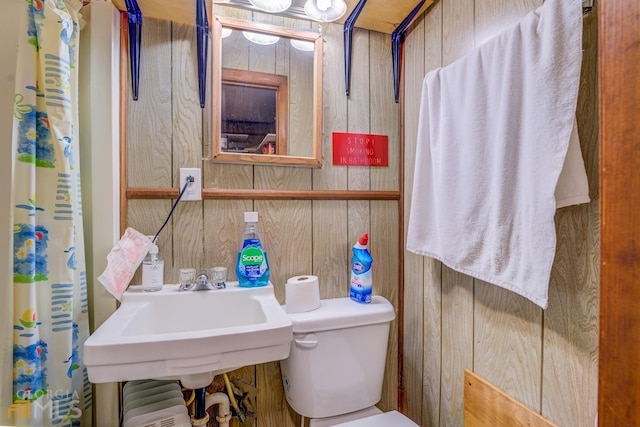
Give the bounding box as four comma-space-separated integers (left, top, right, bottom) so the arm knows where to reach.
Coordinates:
84, 282, 292, 389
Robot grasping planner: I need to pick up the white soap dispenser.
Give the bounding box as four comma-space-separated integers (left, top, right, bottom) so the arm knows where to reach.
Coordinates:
142, 237, 164, 292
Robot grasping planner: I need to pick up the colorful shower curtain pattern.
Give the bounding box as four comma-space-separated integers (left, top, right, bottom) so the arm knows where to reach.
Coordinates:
10, 0, 92, 425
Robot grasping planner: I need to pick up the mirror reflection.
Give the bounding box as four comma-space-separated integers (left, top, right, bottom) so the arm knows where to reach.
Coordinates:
211, 16, 323, 167
221, 68, 286, 155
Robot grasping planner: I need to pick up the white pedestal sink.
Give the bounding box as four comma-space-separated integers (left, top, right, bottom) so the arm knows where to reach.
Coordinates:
84, 282, 292, 388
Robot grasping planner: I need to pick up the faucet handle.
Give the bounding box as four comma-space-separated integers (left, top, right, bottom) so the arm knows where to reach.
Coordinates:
178, 268, 197, 291
210, 266, 227, 289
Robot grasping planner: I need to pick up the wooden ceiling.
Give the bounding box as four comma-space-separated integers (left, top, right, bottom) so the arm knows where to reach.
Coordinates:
110, 0, 434, 34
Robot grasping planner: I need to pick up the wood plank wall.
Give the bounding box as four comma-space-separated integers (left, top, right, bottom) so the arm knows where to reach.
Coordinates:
123, 9, 400, 427
403, 1, 599, 426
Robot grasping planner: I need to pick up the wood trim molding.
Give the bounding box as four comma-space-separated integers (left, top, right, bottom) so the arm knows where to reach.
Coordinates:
119, 11, 129, 237
464, 370, 557, 427
598, 0, 640, 423
126, 187, 400, 201
397, 44, 406, 413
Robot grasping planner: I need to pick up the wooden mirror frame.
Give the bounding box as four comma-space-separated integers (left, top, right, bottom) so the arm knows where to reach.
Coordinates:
210, 16, 324, 167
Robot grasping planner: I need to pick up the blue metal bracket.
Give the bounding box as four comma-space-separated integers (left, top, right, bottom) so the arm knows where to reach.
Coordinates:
343, 0, 368, 97
124, 0, 142, 101
196, 0, 210, 108
391, 0, 425, 103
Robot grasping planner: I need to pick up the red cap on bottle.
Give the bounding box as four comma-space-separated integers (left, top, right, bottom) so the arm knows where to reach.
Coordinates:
358, 233, 369, 246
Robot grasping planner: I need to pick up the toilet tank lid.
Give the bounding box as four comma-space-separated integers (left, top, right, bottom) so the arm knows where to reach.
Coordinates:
284, 296, 395, 333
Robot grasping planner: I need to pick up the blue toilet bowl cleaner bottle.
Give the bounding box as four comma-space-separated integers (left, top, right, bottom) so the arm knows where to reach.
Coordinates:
236, 211, 270, 287
350, 233, 372, 303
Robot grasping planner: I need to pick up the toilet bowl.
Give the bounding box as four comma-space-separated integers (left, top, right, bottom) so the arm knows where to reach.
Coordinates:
280, 296, 418, 427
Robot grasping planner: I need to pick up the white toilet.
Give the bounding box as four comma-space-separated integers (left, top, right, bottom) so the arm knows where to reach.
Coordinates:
280, 296, 418, 427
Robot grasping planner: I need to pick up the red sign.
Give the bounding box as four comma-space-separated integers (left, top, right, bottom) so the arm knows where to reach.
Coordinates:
332, 132, 389, 167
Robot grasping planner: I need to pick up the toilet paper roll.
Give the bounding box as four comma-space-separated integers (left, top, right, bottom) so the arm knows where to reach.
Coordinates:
285, 275, 321, 314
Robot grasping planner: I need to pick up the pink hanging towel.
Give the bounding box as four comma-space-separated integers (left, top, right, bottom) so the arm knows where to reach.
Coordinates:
97, 227, 152, 301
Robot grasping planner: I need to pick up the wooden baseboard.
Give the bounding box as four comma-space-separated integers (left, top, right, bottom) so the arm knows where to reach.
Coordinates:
464, 370, 557, 427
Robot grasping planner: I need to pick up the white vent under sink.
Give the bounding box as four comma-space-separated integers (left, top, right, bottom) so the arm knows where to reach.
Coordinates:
160, 418, 178, 427
139, 417, 184, 427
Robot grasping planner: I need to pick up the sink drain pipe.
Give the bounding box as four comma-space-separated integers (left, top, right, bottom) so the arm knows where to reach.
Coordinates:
206, 392, 232, 426
190, 388, 232, 427
193, 388, 207, 421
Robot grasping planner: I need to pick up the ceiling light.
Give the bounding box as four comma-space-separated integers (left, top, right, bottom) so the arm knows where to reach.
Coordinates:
243, 31, 280, 45
290, 39, 315, 52
221, 28, 233, 38
304, 0, 347, 22
248, 0, 292, 13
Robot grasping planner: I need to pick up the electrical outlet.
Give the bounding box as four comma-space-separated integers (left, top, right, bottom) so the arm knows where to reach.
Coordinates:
179, 168, 201, 201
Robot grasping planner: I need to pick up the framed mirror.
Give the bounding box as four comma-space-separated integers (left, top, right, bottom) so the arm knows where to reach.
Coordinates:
211, 16, 323, 167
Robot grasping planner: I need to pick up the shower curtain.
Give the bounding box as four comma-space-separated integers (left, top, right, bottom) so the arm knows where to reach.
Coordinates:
9, 0, 92, 425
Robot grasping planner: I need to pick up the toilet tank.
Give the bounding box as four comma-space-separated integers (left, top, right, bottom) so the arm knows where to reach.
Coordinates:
280, 296, 395, 419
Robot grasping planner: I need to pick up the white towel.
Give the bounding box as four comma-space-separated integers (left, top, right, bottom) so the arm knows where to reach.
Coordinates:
406, 0, 584, 309
555, 119, 590, 208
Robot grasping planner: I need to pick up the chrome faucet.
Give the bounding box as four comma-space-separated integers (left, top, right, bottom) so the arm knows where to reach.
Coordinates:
194, 271, 216, 291
180, 270, 225, 292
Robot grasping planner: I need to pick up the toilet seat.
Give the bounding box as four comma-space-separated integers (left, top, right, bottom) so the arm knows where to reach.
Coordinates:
330, 411, 419, 427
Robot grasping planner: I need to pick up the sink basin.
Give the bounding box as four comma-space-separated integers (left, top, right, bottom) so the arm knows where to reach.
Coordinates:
84, 282, 292, 388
